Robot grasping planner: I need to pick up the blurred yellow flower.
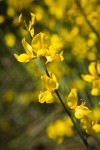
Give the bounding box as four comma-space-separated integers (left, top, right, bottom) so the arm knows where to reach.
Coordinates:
80, 107, 100, 135
0, 15, 5, 24
47, 117, 74, 143
4, 33, 16, 47
92, 124, 100, 133
82, 62, 100, 95
91, 79, 100, 95
75, 102, 92, 119
66, 88, 78, 109
80, 117, 94, 135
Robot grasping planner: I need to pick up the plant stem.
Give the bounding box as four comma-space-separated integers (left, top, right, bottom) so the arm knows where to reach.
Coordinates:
55, 90, 92, 150
41, 59, 93, 150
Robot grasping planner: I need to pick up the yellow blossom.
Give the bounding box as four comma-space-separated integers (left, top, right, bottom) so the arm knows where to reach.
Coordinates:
32, 32, 51, 57
80, 108, 100, 135
81, 62, 97, 82
39, 90, 53, 103
91, 79, 100, 96
75, 102, 92, 119
4, 33, 16, 47
80, 117, 95, 135
67, 89, 92, 119
46, 44, 64, 63
39, 73, 59, 103
92, 124, 100, 133
14, 38, 36, 62
46, 117, 74, 143
82, 62, 100, 96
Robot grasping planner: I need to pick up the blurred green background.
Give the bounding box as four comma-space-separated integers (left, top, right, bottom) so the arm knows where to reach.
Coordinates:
0, 0, 100, 149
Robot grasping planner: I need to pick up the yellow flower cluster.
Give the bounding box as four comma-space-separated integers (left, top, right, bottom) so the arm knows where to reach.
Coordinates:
66, 88, 100, 135
14, 13, 64, 64
82, 62, 100, 96
13, 12, 100, 147
14, 13, 64, 103
47, 117, 74, 144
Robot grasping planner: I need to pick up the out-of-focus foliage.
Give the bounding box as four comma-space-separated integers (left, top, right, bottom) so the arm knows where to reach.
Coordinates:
0, 0, 100, 150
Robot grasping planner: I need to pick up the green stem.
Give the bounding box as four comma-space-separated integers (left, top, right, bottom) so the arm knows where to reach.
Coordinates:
41, 59, 93, 150
55, 90, 92, 150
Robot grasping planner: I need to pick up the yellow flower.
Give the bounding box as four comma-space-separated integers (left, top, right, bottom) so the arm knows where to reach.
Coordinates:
67, 89, 92, 120
39, 73, 59, 103
81, 62, 97, 82
41, 74, 59, 91
91, 79, 100, 96
80, 108, 100, 135
92, 124, 100, 133
82, 62, 100, 95
75, 102, 92, 119
39, 90, 53, 103
66, 88, 78, 109
46, 117, 74, 144
80, 117, 95, 135
46, 44, 64, 63
32, 32, 51, 57
14, 38, 36, 62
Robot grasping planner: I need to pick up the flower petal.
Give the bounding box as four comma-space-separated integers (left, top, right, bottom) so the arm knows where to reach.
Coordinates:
66, 88, 78, 109
97, 62, 100, 75
75, 103, 92, 119
81, 74, 95, 82
92, 124, 100, 133
39, 90, 53, 103
14, 53, 30, 62
32, 32, 51, 53
22, 38, 33, 56
41, 74, 58, 91
88, 62, 97, 76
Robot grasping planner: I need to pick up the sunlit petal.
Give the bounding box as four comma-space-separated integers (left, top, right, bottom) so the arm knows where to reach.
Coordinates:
81, 74, 95, 82
66, 88, 78, 109
39, 90, 53, 103
14, 53, 30, 62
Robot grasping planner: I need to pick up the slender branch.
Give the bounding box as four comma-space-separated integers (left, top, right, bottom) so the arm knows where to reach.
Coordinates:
41, 59, 93, 150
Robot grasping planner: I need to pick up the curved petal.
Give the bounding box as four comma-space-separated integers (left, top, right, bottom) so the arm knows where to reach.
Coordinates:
91, 88, 99, 96
53, 51, 64, 62
14, 53, 30, 62
97, 62, 100, 75
38, 90, 53, 103
22, 38, 33, 56
88, 62, 97, 76
32, 32, 51, 52
66, 88, 78, 109
81, 74, 95, 82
